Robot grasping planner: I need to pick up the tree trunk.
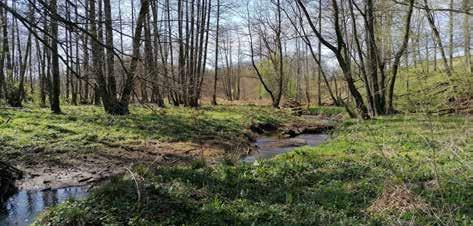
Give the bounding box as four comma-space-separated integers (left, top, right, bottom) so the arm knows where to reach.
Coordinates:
424, 0, 452, 76
119, 0, 150, 113
387, 0, 415, 113
104, 0, 117, 99
212, 0, 220, 106
449, 0, 454, 69
49, 0, 61, 113
463, 0, 472, 73
0, 6, 8, 99
297, 0, 369, 119
317, 0, 322, 106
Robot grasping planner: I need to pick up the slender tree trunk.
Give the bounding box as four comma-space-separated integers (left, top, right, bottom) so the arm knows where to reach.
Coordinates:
366, 0, 384, 116
424, 0, 452, 76
144, 9, 157, 104
119, 0, 150, 112
166, 0, 178, 105
150, 0, 165, 107
317, 0, 322, 106
275, 0, 284, 108
425, 32, 430, 72
72, 0, 80, 105
247, 16, 277, 106
64, 7, 71, 103
89, 0, 109, 109
297, 0, 369, 119
449, 0, 454, 69
83, 0, 90, 103
463, 0, 472, 73
212, 0, 220, 106
104, 0, 117, 99
387, 0, 415, 113
35, 38, 46, 107
0, 6, 8, 99
49, 0, 61, 113
15, 33, 32, 107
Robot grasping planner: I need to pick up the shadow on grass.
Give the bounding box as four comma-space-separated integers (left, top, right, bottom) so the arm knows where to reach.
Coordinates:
48, 157, 382, 225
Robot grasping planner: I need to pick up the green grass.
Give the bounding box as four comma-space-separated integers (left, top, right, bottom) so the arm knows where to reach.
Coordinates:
330, 56, 473, 114
0, 105, 296, 165
35, 114, 473, 225
307, 106, 346, 116
8, 56, 473, 225
394, 56, 473, 113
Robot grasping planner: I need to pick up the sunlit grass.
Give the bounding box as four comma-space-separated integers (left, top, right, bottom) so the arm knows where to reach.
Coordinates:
0, 104, 297, 163
35, 114, 473, 225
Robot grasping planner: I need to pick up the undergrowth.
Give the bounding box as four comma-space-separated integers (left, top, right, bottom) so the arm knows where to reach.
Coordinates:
35, 114, 473, 225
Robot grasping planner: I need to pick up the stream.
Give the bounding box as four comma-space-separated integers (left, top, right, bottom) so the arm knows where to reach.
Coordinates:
0, 133, 328, 225
242, 133, 329, 162
0, 186, 89, 226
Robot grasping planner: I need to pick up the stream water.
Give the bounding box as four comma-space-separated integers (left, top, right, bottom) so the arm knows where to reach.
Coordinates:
241, 133, 329, 163
0, 186, 89, 226
0, 133, 328, 225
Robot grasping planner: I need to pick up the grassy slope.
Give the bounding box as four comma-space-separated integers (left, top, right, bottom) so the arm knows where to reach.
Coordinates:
330, 56, 472, 114
35, 113, 473, 225
394, 57, 473, 113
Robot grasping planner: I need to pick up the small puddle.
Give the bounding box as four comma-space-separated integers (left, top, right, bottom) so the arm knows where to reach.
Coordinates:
241, 133, 329, 163
0, 186, 89, 226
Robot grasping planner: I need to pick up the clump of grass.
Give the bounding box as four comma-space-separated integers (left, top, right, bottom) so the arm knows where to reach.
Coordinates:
367, 183, 431, 216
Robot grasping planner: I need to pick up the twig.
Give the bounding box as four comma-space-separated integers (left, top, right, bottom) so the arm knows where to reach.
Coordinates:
125, 167, 142, 210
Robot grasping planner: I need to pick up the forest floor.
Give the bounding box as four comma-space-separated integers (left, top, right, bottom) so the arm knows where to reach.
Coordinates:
0, 105, 337, 190
27, 105, 473, 225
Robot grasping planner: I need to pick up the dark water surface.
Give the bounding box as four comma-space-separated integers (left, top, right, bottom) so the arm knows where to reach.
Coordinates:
241, 133, 329, 162
0, 186, 89, 226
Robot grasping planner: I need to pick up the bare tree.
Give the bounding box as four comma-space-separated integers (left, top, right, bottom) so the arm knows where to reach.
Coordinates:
297, 0, 369, 118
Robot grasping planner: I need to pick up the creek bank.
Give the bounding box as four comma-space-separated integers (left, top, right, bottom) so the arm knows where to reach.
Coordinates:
244, 116, 336, 162
241, 133, 329, 163
11, 113, 336, 191
0, 161, 22, 204
249, 118, 335, 138
13, 139, 230, 191
280, 124, 335, 138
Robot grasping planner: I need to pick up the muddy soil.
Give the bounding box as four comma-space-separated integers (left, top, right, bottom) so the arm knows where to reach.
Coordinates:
13, 140, 231, 190
12, 115, 336, 191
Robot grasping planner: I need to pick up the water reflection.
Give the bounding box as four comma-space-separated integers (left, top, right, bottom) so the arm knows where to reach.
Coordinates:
0, 186, 89, 226
242, 133, 329, 163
